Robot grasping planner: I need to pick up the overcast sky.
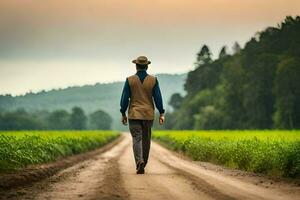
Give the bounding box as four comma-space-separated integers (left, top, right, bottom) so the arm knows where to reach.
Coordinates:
1, 0, 300, 95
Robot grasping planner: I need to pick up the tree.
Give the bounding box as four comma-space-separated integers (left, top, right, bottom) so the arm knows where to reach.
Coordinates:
47, 110, 71, 130
194, 105, 224, 130
168, 16, 300, 130
185, 51, 223, 95
195, 45, 212, 66
274, 57, 300, 129
241, 54, 277, 129
232, 42, 241, 54
185, 45, 213, 94
0, 111, 4, 129
88, 110, 112, 130
219, 46, 228, 59
70, 107, 87, 130
169, 93, 183, 110
0, 109, 45, 130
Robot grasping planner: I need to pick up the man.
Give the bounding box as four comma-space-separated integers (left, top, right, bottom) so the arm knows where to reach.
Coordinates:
120, 56, 165, 174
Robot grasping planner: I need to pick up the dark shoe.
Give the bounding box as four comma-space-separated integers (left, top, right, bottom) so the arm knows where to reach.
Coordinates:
136, 161, 145, 174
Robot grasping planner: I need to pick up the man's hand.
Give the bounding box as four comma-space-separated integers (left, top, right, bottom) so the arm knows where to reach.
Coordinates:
159, 114, 165, 125
121, 115, 128, 125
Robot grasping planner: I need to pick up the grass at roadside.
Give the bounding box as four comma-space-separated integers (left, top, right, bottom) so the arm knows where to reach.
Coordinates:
153, 130, 300, 178
0, 130, 119, 171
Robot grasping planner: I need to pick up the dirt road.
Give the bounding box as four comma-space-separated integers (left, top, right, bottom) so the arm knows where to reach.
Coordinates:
1, 133, 299, 200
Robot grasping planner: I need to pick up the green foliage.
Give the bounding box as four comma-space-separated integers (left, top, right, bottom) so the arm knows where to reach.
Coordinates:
274, 57, 300, 129
153, 130, 300, 178
195, 45, 212, 66
0, 74, 186, 130
218, 46, 228, 59
232, 42, 241, 54
70, 107, 87, 130
0, 106, 112, 131
47, 110, 71, 130
167, 16, 300, 130
0, 131, 119, 171
168, 93, 183, 110
0, 109, 45, 130
88, 110, 112, 130
185, 45, 221, 96
194, 105, 224, 130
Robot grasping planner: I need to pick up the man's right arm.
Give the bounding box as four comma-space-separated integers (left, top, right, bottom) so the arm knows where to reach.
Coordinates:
153, 78, 165, 125
153, 78, 165, 114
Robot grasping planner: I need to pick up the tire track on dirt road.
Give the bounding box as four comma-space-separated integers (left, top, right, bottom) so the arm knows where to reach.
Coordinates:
119, 134, 227, 200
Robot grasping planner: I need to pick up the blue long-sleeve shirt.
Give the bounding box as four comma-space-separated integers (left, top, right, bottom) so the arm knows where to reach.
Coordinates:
120, 70, 165, 116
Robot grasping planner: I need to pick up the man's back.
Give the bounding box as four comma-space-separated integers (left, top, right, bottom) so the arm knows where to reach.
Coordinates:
127, 74, 156, 120
120, 70, 165, 119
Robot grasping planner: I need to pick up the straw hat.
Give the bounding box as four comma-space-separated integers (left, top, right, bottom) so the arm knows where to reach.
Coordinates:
132, 56, 151, 65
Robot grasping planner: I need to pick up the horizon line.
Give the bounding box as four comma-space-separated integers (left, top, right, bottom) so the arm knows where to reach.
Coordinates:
0, 72, 187, 97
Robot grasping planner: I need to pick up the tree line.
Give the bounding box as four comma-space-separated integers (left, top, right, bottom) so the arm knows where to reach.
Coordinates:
0, 107, 112, 130
161, 16, 300, 130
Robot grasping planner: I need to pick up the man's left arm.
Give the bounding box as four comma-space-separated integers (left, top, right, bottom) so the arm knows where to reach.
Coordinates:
120, 78, 130, 125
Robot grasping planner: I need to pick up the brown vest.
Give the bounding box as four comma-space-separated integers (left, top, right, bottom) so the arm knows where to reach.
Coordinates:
128, 74, 156, 120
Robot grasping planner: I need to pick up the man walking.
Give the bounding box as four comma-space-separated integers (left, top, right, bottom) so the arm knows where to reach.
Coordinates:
120, 56, 165, 174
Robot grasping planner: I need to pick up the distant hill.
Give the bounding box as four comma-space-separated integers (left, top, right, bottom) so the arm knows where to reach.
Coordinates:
0, 73, 186, 130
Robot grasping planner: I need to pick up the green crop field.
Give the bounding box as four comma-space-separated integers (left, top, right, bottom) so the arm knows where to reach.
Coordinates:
153, 130, 300, 178
0, 130, 119, 171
